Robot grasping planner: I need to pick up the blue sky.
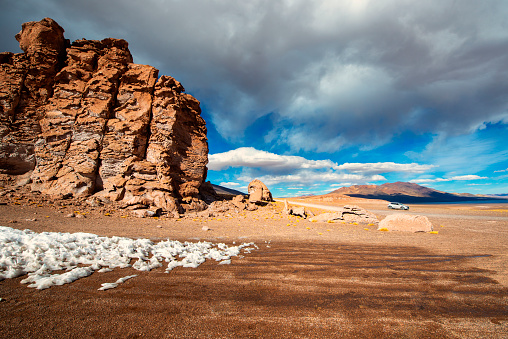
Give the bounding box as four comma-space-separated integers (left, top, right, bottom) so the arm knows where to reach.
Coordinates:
2, 0, 508, 197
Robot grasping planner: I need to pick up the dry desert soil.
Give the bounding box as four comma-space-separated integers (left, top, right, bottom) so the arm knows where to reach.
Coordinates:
0, 192, 507, 338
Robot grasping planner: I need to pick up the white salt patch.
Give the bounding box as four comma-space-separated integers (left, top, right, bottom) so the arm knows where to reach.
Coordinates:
97, 283, 117, 291
98, 274, 138, 291
0, 226, 257, 290
98, 268, 113, 273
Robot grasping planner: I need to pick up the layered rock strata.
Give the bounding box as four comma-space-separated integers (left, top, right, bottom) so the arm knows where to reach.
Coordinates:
0, 18, 209, 212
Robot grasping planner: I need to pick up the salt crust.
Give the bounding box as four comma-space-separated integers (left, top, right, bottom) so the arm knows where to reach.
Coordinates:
0, 226, 257, 290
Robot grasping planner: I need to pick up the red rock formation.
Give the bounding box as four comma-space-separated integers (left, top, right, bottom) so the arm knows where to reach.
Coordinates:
0, 18, 209, 213
31, 38, 133, 196
1, 18, 66, 174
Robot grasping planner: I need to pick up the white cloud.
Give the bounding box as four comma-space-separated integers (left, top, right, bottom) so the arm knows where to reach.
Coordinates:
210, 147, 435, 174
239, 170, 386, 186
410, 175, 488, 184
209, 147, 444, 187
451, 175, 489, 181
219, 182, 240, 187
494, 168, 508, 173
208, 147, 337, 171
335, 162, 435, 174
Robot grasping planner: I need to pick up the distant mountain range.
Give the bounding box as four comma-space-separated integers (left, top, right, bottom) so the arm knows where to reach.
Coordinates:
330, 182, 507, 203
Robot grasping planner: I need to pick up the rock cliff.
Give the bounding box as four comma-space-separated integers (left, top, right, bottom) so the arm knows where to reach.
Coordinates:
0, 18, 209, 213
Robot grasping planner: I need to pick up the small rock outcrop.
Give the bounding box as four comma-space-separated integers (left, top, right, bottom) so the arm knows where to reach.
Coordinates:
248, 179, 273, 204
290, 206, 307, 218
0, 18, 209, 213
282, 200, 313, 219
231, 195, 247, 210
309, 205, 378, 224
377, 214, 433, 232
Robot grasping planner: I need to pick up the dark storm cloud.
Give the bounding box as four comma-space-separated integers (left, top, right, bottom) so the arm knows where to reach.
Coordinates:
2, 0, 508, 152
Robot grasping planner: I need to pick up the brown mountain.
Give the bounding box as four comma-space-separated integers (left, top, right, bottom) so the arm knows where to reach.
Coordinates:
330, 182, 492, 203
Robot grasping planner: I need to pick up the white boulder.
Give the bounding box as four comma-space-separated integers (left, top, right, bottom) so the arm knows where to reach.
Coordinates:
378, 214, 433, 232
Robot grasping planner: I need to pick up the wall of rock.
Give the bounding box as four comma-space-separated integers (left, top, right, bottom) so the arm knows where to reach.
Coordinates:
0, 18, 209, 213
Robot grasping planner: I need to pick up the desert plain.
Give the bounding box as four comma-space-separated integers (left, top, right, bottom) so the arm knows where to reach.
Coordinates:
0, 192, 507, 338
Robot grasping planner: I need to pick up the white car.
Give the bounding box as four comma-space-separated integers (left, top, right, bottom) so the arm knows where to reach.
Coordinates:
388, 202, 409, 210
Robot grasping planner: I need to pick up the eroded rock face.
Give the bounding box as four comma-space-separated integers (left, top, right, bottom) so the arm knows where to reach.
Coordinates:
1, 18, 66, 175
0, 18, 209, 212
31, 38, 134, 197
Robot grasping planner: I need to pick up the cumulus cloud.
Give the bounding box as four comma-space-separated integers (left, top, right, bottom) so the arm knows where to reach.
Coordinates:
208, 147, 336, 171
209, 147, 438, 186
3, 0, 507, 153
410, 175, 488, 184
238, 170, 386, 186
209, 147, 433, 174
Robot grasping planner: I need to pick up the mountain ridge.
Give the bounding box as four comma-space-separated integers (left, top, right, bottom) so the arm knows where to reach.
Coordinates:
330, 182, 506, 203
211, 184, 246, 197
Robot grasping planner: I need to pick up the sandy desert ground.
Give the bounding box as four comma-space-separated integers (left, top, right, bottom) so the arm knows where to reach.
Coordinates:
0, 192, 507, 338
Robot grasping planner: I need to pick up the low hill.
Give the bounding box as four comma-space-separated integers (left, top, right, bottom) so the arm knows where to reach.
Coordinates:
330, 182, 500, 203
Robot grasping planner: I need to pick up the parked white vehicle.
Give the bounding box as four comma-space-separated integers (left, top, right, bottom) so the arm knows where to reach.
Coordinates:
387, 202, 409, 210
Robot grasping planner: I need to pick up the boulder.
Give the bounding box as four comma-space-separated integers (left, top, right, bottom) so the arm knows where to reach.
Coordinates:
231, 195, 246, 210
246, 203, 258, 211
283, 200, 312, 219
206, 200, 233, 214
309, 212, 343, 223
248, 179, 273, 204
291, 206, 307, 218
309, 205, 378, 224
377, 214, 433, 232
341, 205, 378, 223
131, 209, 156, 218
181, 198, 208, 213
